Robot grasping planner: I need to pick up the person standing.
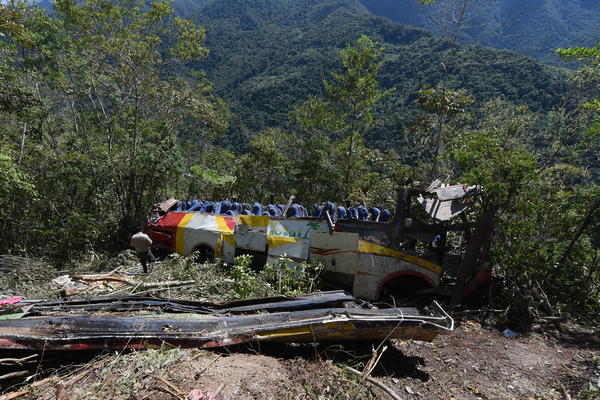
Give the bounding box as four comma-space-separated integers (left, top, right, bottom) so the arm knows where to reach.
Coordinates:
130, 229, 154, 273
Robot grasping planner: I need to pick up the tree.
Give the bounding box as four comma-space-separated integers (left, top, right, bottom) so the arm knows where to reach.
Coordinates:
327, 35, 392, 199
289, 97, 343, 205
448, 97, 599, 317
233, 128, 292, 203
557, 43, 600, 112
52, 0, 226, 228
292, 35, 392, 203
415, 85, 471, 179
188, 147, 236, 201
447, 99, 536, 305
0, 0, 228, 258
0, 149, 35, 254
420, 0, 496, 41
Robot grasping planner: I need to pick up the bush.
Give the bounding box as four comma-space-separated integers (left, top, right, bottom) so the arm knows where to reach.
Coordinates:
262, 258, 324, 295
231, 255, 273, 298
231, 255, 324, 298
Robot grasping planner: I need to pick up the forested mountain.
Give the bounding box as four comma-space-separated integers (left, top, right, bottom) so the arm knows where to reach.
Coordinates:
360, 0, 600, 65
34, 0, 570, 147
171, 0, 567, 149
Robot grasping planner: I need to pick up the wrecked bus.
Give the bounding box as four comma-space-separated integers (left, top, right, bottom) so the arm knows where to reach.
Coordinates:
144, 184, 482, 301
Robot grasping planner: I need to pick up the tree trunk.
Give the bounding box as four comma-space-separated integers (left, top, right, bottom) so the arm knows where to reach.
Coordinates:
343, 131, 356, 199
556, 193, 600, 270
429, 113, 444, 180
18, 123, 27, 165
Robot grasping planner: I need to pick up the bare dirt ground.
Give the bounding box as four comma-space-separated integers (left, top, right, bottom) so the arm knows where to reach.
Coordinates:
376, 321, 599, 400
5, 320, 597, 400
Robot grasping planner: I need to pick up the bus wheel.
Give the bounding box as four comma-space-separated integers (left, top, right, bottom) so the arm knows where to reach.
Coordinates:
193, 245, 215, 264
380, 275, 433, 305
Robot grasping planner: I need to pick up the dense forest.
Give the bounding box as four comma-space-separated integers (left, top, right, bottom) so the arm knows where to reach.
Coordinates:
361, 0, 600, 65
0, 0, 598, 319
39, 0, 570, 146
187, 0, 568, 148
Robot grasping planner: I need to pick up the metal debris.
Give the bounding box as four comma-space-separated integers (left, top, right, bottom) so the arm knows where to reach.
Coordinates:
0, 291, 453, 351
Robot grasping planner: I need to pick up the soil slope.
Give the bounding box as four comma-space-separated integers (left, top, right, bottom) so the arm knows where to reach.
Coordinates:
7, 321, 597, 400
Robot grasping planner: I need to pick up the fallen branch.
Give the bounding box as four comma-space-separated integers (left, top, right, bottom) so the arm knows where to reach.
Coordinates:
149, 385, 184, 400
154, 375, 186, 397
362, 345, 387, 379
0, 371, 29, 381
345, 366, 402, 400
556, 194, 600, 270
72, 274, 195, 289
72, 274, 136, 284
137, 280, 196, 290
0, 354, 37, 366
214, 383, 225, 397
0, 376, 60, 400
192, 355, 221, 380
0, 389, 30, 400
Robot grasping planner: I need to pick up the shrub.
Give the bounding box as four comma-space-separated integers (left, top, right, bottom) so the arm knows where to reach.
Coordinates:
231, 255, 324, 298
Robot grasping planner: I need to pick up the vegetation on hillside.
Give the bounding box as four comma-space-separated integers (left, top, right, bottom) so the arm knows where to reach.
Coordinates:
185, 0, 567, 148
0, 0, 228, 258
0, 0, 598, 320
361, 0, 600, 65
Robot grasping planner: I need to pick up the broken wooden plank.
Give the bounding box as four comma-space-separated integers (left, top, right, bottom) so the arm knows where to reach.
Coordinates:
0, 376, 59, 400
60, 283, 103, 298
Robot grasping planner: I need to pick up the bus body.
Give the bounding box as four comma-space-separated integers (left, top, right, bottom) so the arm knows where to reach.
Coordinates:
145, 208, 443, 300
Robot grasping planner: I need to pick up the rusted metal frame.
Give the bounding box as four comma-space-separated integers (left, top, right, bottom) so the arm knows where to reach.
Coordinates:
332, 189, 450, 252
451, 204, 499, 306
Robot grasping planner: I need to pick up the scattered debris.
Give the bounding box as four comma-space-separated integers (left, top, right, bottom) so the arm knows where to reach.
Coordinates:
0, 325, 596, 400
50, 272, 196, 298
0, 376, 59, 400
345, 365, 403, 400
502, 328, 519, 338
0, 256, 56, 299
0, 291, 453, 351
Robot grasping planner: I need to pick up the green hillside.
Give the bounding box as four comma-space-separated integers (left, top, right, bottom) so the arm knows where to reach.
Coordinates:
181, 0, 566, 149
360, 0, 600, 65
